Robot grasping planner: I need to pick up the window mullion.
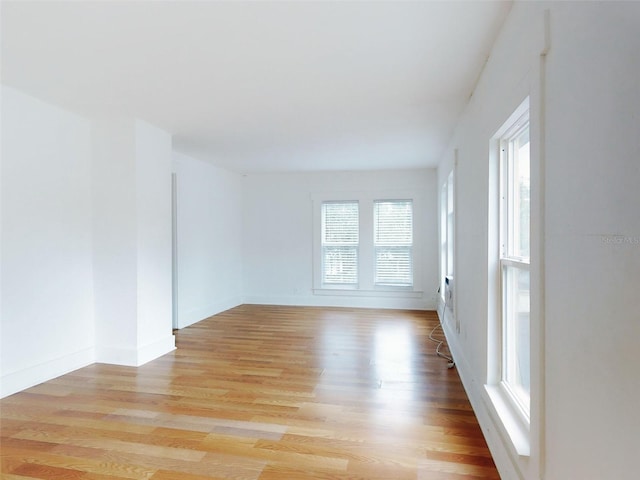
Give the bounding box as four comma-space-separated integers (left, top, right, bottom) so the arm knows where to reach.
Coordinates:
359, 200, 374, 290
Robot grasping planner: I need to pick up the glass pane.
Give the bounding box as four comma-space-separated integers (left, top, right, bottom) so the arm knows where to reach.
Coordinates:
447, 211, 454, 276
375, 247, 412, 286
509, 127, 530, 259
440, 184, 448, 296
446, 171, 454, 276
374, 201, 413, 245
374, 200, 413, 287
447, 171, 454, 215
322, 202, 358, 245
323, 246, 358, 284
502, 265, 530, 414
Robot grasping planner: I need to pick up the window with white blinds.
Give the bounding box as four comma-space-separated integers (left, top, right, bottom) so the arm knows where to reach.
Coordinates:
321, 201, 359, 285
374, 200, 413, 286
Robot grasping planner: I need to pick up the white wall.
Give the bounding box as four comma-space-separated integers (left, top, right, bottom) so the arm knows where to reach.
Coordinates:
134, 120, 175, 362
92, 118, 175, 365
543, 3, 639, 479
1, 86, 95, 397
438, 2, 640, 479
0, 88, 176, 395
172, 152, 243, 328
92, 119, 138, 364
243, 169, 438, 309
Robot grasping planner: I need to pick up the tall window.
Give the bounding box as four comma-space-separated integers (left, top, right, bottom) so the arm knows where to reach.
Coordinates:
500, 110, 531, 418
374, 200, 413, 286
440, 171, 454, 298
321, 201, 359, 285
446, 173, 454, 279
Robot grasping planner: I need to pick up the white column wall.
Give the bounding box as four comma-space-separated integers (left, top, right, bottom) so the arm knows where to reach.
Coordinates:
134, 120, 175, 362
92, 119, 139, 364
172, 152, 243, 328
93, 118, 175, 366
1, 90, 176, 395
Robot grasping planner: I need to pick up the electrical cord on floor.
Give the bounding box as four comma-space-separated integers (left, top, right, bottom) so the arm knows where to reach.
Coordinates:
432, 287, 456, 369
428, 323, 455, 368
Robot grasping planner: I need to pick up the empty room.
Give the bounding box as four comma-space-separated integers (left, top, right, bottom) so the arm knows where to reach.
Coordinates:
1, 1, 639, 479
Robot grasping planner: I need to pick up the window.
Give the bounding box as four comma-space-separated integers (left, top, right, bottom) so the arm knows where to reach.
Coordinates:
446, 172, 454, 278
486, 98, 533, 457
499, 108, 531, 418
374, 200, 413, 287
439, 169, 456, 330
440, 171, 454, 298
321, 201, 359, 285
313, 192, 422, 297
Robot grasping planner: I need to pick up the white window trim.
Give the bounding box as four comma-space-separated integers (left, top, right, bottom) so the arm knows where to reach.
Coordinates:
486, 97, 532, 458
312, 190, 424, 297
484, 383, 530, 457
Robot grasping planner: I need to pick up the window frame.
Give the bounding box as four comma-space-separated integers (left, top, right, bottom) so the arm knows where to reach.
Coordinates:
485, 97, 534, 458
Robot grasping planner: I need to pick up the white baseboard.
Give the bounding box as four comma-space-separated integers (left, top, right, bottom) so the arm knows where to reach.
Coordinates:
243, 294, 434, 311
96, 335, 176, 367
0, 347, 95, 399
177, 296, 243, 329
96, 345, 140, 366
137, 335, 176, 366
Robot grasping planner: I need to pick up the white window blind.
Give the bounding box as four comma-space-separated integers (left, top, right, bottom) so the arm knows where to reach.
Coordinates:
374, 200, 413, 286
322, 201, 359, 285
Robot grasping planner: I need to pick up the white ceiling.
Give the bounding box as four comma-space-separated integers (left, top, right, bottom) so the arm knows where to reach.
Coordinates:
1, 1, 511, 173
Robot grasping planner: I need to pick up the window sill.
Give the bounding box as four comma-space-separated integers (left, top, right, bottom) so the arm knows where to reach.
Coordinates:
484, 384, 530, 457
313, 288, 423, 298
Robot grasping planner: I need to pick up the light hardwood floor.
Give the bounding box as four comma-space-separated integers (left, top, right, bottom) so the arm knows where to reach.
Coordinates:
0, 305, 499, 479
